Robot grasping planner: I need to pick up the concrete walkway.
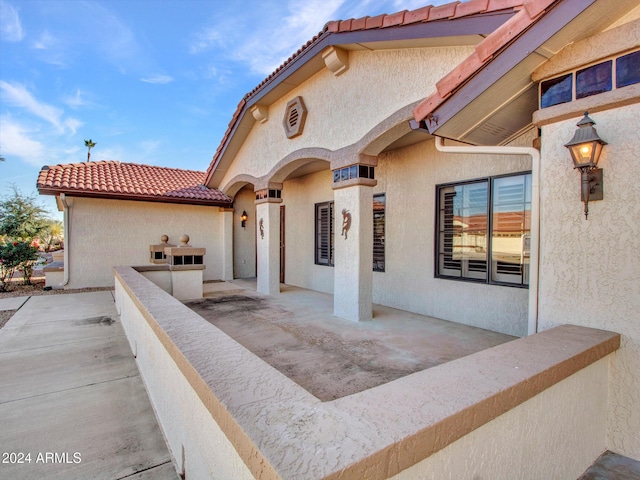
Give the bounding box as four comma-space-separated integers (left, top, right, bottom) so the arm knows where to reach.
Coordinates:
0, 292, 178, 480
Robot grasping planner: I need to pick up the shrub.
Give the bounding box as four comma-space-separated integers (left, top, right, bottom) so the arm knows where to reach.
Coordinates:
0, 241, 39, 291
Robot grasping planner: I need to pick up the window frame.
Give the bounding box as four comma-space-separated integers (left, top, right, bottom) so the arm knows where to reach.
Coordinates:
314, 201, 334, 267
435, 171, 531, 288
373, 193, 385, 272
539, 49, 640, 108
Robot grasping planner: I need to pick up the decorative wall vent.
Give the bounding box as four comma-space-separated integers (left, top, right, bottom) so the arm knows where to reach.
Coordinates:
283, 96, 307, 139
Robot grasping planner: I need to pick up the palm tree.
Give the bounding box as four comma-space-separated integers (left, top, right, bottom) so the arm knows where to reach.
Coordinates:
84, 139, 96, 162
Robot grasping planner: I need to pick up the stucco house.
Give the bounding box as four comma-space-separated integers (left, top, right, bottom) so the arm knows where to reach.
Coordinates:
39, 0, 639, 477
37, 161, 233, 288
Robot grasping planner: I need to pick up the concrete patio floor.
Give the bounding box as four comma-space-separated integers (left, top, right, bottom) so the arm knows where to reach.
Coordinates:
0, 291, 178, 480
189, 279, 517, 401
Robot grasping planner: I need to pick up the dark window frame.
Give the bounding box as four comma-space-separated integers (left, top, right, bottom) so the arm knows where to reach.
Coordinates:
435, 171, 531, 288
315, 201, 334, 267
373, 193, 385, 272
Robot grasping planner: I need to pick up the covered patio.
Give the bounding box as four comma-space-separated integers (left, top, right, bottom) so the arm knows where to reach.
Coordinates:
191, 279, 515, 401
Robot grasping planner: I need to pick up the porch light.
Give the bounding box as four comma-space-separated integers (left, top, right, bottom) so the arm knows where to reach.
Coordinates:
564, 112, 607, 219
241, 210, 248, 228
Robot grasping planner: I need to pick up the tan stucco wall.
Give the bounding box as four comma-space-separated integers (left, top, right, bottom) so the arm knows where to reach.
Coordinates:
282, 169, 335, 294
233, 186, 257, 278
371, 133, 533, 336
221, 45, 475, 185
279, 132, 533, 336
391, 356, 610, 480
538, 103, 640, 459
66, 197, 224, 288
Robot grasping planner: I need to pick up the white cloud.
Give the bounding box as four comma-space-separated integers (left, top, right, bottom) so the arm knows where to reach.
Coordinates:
63, 89, 87, 109
0, 0, 23, 42
32, 30, 56, 49
140, 74, 174, 84
189, 29, 223, 55
0, 81, 81, 135
64, 118, 83, 136
0, 118, 45, 166
0, 80, 64, 132
192, 0, 345, 76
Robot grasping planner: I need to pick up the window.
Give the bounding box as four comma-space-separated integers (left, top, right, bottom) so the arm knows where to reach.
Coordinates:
616, 50, 640, 88
373, 194, 385, 272
539, 49, 640, 108
576, 61, 612, 99
315, 197, 387, 271
540, 73, 572, 108
315, 201, 334, 266
436, 172, 531, 287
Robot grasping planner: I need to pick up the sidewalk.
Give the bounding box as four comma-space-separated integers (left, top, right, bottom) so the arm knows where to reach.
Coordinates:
0, 291, 178, 480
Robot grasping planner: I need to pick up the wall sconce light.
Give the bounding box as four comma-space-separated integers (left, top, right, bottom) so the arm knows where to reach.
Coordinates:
564, 112, 607, 219
241, 210, 248, 229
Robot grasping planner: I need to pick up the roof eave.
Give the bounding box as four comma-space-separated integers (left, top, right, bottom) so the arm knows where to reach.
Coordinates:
417, 0, 638, 146
205, 9, 519, 188
37, 187, 232, 208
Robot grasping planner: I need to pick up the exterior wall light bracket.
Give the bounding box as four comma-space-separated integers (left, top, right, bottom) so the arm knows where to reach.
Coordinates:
241, 210, 248, 229
564, 112, 607, 220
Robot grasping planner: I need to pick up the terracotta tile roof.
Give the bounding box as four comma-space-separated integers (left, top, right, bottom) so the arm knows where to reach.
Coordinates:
413, 0, 557, 122
205, 0, 527, 186
38, 161, 231, 206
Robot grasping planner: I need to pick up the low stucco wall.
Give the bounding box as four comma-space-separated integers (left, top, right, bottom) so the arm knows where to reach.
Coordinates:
114, 266, 619, 480
66, 197, 224, 289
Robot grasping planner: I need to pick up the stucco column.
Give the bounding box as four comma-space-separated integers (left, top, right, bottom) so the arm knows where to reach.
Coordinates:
255, 195, 281, 295
219, 207, 234, 281
333, 180, 375, 322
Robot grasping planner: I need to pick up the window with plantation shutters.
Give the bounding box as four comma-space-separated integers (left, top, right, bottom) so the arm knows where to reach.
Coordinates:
436, 172, 531, 287
315, 201, 334, 266
437, 181, 488, 280
373, 194, 385, 272
491, 174, 531, 286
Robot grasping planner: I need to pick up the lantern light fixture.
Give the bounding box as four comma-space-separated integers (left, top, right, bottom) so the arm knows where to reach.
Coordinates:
564, 112, 607, 219
241, 210, 248, 229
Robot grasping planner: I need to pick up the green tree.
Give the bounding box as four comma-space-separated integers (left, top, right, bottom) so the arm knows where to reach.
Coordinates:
84, 139, 96, 162
0, 187, 48, 241
0, 188, 50, 289
0, 241, 39, 290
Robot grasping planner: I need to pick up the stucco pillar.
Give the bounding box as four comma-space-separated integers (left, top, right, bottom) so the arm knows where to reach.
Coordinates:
333, 180, 375, 322
255, 193, 281, 295
219, 207, 234, 281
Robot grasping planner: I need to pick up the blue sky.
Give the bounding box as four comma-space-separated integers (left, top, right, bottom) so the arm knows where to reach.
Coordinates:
1, 0, 449, 219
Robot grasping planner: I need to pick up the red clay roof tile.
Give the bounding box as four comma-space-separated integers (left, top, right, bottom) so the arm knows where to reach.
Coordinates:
365, 14, 385, 29
38, 161, 231, 206
404, 6, 433, 24
206, 0, 530, 186
429, 2, 460, 20
351, 16, 368, 31
453, 0, 490, 18
382, 10, 407, 27
413, 0, 555, 123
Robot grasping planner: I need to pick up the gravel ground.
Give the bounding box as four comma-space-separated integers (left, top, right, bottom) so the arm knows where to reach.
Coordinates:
0, 278, 113, 329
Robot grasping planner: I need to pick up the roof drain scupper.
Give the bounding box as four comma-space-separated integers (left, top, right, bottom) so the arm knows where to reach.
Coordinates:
433, 136, 540, 336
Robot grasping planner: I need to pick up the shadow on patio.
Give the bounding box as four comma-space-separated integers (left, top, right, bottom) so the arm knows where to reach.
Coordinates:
189, 279, 515, 401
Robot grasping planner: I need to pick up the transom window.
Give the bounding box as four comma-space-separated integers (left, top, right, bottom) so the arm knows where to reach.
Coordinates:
540, 49, 640, 108
436, 172, 531, 287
